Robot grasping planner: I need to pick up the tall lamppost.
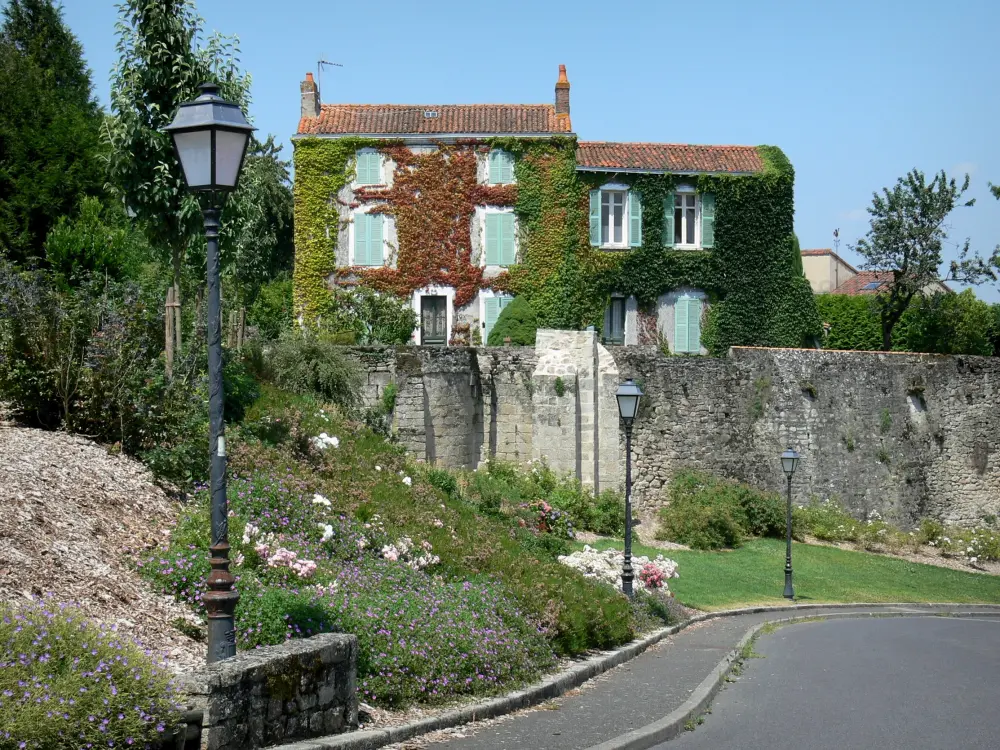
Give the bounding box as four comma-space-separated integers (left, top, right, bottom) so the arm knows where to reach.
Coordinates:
164, 83, 254, 663
615, 379, 643, 598
780, 447, 801, 600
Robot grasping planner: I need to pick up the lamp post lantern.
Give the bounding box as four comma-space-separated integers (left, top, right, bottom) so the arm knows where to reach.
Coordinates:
780, 447, 801, 600
164, 83, 254, 664
615, 379, 643, 597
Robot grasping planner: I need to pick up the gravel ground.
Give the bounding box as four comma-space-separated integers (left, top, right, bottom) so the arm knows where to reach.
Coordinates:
0, 423, 205, 673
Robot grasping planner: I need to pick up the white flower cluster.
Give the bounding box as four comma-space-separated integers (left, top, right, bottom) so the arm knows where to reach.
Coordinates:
317, 523, 335, 543
312, 493, 332, 507
310, 432, 340, 450
557, 545, 679, 589
381, 536, 440, 570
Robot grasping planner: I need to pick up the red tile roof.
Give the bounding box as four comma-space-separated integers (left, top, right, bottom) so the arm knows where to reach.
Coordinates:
801, 248, 832, 257
297, 104, 573, 136
575, 142, 763, 174
833, 271, 891, 296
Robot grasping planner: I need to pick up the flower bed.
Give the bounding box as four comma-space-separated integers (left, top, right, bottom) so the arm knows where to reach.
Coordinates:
558, 545, 679, 591
0, 598, 178, 749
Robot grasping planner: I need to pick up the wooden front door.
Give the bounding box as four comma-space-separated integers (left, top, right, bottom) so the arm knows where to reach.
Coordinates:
421, 296, 448, 346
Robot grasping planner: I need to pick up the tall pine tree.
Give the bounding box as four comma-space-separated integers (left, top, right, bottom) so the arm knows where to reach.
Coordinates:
0, 0, 104, 262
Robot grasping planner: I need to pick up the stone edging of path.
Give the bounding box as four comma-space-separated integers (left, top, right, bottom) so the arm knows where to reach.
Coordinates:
276, 602, 1000, 750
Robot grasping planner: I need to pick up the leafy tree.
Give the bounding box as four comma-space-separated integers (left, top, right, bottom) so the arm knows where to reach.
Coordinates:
0, 0, 104, 262
893, 289, 994, 356
851, 169, 994, 350
105, 0, 251, 344
219, 135, 294, 302
44, 196, 149, 283
488, 296, 538, 346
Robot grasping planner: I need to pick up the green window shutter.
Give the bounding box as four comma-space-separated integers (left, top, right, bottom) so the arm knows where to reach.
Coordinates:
629, 191, 642, 247
488, 150, 500, 185
369, 214, 384, 266
501, 152, 514, 184
484, 296, 500, 341
674, 296, 689, 353
701, 193, 715, 248
499, 295, 513, 312
589, 190, 600, 246
689, 297, 702, 352
354, 212, 369, 265
485, 213, 500, 265
356, 151, 370, 184
662, 192, 675, 248
501, 213, 516, 265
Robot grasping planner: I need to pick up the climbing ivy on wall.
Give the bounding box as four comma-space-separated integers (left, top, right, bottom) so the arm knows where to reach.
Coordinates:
294, 136, 820, 352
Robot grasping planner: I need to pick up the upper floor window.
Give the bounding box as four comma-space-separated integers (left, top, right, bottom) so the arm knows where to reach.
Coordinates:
488, 150, 515, 185
589, 186, 641, 249
353, 211, 386, 266
484, 211, 516, 266
663, 191, 714, 249
355, 149, 382, 186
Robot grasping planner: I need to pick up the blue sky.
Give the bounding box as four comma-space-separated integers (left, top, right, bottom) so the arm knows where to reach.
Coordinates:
62, 0, 999, 301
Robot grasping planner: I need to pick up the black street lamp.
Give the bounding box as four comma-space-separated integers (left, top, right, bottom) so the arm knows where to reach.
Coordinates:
615, 378, 643, 597
164, 83, 254, 664
780, 447, 801, 600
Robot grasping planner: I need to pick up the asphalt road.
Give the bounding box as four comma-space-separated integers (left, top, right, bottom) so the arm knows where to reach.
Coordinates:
659, 615, 1000, 750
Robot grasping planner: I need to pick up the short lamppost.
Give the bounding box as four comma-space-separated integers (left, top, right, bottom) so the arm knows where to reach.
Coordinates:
780, 447, 801, 600
164, 83, 254, 663
615, 378, 643, 597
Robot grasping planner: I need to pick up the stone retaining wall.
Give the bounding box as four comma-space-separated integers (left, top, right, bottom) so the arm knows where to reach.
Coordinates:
346, 338, 1000, 527
175, 633, 358, 750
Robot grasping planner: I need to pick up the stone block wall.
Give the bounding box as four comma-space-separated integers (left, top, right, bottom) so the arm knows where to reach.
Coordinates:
176, 633, 358, 750
346, 339, 1000, 528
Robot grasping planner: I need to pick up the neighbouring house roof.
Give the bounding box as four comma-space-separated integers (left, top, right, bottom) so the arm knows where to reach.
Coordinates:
297, 104, 573, 136
832, 271, 952, 296
575, 142, 763, 174
801, 248, 859, 272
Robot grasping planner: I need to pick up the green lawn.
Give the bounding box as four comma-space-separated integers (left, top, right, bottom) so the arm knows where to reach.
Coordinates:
576, 538, 1000, 611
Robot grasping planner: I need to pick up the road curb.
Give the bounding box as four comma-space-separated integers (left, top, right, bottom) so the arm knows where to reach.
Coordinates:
284, 603, 1000, 750
583, 606, 1000, 750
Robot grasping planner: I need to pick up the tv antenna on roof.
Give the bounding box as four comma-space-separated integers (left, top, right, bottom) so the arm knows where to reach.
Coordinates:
317, 59, 343, 103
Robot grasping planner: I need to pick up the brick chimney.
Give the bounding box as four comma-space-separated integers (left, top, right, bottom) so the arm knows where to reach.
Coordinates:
301, 72, 320, 119
554, 64, 570, 120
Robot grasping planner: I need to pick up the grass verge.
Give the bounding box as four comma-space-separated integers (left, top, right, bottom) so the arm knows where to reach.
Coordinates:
575, 538, 1000, 611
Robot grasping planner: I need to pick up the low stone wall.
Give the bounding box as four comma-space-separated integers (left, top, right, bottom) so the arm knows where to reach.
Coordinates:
175, 633, 358, 750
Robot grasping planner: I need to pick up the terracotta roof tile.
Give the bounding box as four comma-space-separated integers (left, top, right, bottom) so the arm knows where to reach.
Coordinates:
297, 104, 573, 136
833, 271, 890, 296
801, 249, 832, 256
575, 141, 763, 174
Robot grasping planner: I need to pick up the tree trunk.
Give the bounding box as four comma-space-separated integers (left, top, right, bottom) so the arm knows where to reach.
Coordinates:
165, 286, 175, 380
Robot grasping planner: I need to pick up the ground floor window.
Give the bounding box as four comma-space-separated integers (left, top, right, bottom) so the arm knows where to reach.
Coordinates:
604, 297, 626, 345
483, 294, 513, 344
674, 294, 703, 353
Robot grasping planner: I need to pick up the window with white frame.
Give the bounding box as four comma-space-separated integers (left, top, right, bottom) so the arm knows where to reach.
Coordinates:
488, 150, 515, 185
674, 193, 698, 246
663, 190, 714, 249
355, 149, 382, 186
590, 186, 641, 249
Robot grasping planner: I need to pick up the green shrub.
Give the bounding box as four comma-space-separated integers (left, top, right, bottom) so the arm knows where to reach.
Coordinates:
487, 296, 537, 346
248, 277, 294, 340
43, 196, 147, 283
656, 470, 785, 549
316, 287, 417, 345
793, 498, 862, 542
0, 599, 178, 749
266, 329, 361, 408
424, 466, 460, 501
916, 518, 945, 545
224, 351, 260, 423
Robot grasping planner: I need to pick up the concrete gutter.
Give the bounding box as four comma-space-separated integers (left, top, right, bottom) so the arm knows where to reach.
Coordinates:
274, 602, 1000, 750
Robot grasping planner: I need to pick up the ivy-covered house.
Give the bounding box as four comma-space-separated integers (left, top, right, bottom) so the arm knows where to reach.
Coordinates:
292, 66, 819, 352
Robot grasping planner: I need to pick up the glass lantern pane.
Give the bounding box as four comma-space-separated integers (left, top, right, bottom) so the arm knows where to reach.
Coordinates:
617, 394, 638, 420
215, 129, 248, 188
172, 130, 212, 188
